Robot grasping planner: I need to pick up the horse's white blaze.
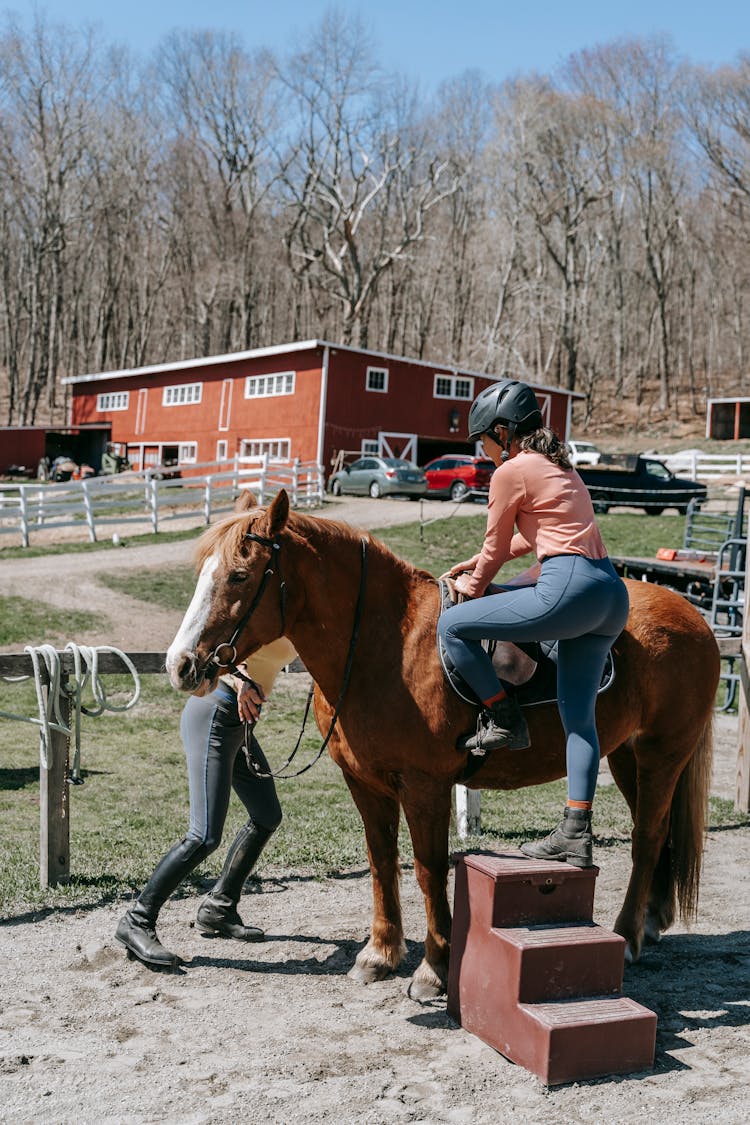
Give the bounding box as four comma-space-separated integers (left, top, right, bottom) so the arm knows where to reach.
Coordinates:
166, 555, 218, 688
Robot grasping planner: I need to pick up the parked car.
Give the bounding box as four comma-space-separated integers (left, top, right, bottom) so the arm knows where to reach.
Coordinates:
422, 455, 495, 501
328, 456, 427, 499
566, 439, 602, 466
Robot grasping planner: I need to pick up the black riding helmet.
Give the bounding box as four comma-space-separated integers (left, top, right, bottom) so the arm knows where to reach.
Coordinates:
468, 380, 543, 452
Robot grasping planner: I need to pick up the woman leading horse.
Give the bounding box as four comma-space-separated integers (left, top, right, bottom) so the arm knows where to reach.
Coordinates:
166, 488, 719, 1001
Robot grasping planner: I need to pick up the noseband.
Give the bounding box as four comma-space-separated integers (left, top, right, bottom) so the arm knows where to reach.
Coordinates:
208, 530, 287, 680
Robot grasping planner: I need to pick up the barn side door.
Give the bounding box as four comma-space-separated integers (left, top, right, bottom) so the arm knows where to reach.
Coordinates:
379, 432, 417, 461
135, 388, 148, 435
218, 379, 233, 431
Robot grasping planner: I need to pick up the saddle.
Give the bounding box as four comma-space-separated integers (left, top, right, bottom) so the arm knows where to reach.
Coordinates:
437, 578, 615, 709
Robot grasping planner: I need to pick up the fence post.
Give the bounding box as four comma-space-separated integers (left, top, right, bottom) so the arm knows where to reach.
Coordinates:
259, 453, 268, 505
81, 478, 97, 542
19, 485, 30, 548
204, 476, 212, 525
40, 682, 71, 887
36, 486, 45, 527
149, 477, 159, 533
455, 785, 481, 838
737, 526, 750, 812
292, 458, 300, 506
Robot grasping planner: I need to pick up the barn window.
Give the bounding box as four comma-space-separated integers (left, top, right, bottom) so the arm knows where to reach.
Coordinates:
96, 391, 129, 411
216, 439, 228, 462
433, 374, 475, 400
361, 439, 380, 454
240, 438, 291, 461
179, 442, 198, 463
244, 372, 295, 398
366, 366, 388, 393
163, 383, 203, 406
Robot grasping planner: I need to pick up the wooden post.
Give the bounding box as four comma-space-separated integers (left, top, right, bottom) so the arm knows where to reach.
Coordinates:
737, 525, 750, 812
39, 680, 71, 887
455, 785, 481, 838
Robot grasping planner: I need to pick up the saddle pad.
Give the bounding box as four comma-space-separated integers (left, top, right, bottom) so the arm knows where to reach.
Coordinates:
437, 579, 615, 709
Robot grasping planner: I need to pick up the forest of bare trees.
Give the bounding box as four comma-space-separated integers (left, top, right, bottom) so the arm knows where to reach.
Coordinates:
1, 9, 749, 431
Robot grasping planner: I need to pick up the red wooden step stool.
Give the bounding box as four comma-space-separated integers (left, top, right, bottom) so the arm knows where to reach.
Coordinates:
447, 851, 657, 1085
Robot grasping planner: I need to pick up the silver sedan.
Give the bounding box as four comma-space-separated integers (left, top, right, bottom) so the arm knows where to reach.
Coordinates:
329, 456, 427, 499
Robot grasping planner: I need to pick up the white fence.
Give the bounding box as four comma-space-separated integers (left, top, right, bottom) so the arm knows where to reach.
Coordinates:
660, 452, 750, 481
0, 455, 325, 547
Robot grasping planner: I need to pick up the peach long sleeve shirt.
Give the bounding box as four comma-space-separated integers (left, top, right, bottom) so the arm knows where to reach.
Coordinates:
464, 450, 608, 597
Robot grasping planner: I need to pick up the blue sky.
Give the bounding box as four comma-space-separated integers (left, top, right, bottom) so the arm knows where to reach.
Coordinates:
10, 1, 750, 91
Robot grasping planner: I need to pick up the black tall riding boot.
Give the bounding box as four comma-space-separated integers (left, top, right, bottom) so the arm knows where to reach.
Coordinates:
458, 694, 530, 756
195, 820, 274, 941
114, 837, 208, 967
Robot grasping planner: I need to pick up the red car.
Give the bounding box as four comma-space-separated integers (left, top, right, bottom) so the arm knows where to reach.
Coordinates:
422, 454, 495, 501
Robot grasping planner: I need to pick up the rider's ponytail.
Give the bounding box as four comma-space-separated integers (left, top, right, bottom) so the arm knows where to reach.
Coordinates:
518, 427, 572, 470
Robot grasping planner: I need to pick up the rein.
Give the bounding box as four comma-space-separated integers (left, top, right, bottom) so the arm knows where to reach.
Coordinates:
212, 531, 369, 781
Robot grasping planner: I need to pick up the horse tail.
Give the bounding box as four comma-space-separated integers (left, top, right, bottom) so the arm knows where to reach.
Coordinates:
669, 713, 714, 921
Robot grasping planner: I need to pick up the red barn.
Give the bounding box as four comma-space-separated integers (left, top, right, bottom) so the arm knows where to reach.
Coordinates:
62, 340, 581, 474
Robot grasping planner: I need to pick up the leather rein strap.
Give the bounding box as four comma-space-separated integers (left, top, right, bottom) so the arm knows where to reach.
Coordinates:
211, 531, 369, 781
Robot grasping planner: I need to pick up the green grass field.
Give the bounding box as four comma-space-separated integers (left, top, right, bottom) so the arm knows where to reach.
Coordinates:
1, 510, 746, 918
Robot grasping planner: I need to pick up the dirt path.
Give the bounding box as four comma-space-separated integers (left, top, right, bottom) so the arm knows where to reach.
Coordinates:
1, 499, 749, 1122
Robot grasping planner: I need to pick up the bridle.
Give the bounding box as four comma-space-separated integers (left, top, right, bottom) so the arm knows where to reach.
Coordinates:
207, 530, 287, 680
206, 527, 369, 780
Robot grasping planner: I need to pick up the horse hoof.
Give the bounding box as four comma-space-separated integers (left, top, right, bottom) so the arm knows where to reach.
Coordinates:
407, 976, 444, 1002
347, 960, 390, 985
407, 960, 446, 1002
643, 911, 663, 945
623, 941, 642, 965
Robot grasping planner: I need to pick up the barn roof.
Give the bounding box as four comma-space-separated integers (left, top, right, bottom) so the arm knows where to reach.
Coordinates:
61, 338, 584, 399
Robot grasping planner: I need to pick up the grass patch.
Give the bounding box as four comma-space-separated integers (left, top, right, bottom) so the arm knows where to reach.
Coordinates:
0, 595, 104, 646
99, 567, 199, 612
0, 525, 201, 561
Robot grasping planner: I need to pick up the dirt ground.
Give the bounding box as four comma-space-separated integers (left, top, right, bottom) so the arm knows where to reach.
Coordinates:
1, 497, 749, 1123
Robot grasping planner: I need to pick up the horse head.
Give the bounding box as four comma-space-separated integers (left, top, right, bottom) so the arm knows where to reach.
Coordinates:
166, 488, 292, 692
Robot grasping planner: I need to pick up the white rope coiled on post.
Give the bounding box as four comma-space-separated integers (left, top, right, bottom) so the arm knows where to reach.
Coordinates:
0, 643, 141, 777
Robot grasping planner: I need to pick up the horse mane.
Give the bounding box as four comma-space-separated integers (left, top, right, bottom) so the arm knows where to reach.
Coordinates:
194, 504, 436, 586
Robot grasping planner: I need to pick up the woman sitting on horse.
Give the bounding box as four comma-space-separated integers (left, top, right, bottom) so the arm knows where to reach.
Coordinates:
438, 379, 629, 867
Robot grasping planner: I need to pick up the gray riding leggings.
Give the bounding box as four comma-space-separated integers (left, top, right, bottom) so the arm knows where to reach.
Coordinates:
181, 684, 282, 853
438, 554, 630, 803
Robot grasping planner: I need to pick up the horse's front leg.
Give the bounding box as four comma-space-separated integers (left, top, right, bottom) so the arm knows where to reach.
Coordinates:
399, 773, 453, 1002
341, 769, 406, 984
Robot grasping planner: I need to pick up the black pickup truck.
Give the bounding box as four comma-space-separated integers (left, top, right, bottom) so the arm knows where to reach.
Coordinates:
577, 454, 707, 515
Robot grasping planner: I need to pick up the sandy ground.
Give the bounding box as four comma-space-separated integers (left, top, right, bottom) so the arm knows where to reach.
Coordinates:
1, 497, 749, 1123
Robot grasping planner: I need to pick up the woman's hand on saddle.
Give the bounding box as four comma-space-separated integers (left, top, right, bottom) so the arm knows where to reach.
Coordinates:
236, 676, 266, 723
448, 554, 480, 578
453, 572, 477, 598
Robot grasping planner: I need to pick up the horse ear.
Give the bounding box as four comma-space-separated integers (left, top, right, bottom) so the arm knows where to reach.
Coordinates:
234, 489, 257, 513
267, 489, 290, 534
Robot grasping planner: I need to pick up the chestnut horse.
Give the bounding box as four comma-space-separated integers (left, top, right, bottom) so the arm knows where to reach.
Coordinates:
166, 490, 719, 1000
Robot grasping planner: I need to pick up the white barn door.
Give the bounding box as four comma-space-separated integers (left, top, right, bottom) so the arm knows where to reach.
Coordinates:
379, 432, 418, 461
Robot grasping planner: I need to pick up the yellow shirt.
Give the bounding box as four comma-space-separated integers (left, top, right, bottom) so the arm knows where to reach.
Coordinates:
220, 637, 298, 697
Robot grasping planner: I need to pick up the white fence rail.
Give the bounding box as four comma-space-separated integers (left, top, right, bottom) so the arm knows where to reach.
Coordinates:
0, 456, 324, 547
660, 452, 750, 480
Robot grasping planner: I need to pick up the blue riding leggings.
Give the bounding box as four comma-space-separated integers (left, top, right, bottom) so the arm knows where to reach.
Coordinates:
438, 555, 630, 803
181, 684, 282, 853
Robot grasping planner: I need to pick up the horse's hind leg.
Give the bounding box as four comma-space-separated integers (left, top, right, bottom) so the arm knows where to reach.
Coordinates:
608, 736, 683, 963
399, 774, 453, 1001
606, 743, 667, 948
342, 770, 406, 984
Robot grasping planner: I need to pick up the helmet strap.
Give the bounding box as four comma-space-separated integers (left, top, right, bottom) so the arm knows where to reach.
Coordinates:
500, 421, 517, 462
